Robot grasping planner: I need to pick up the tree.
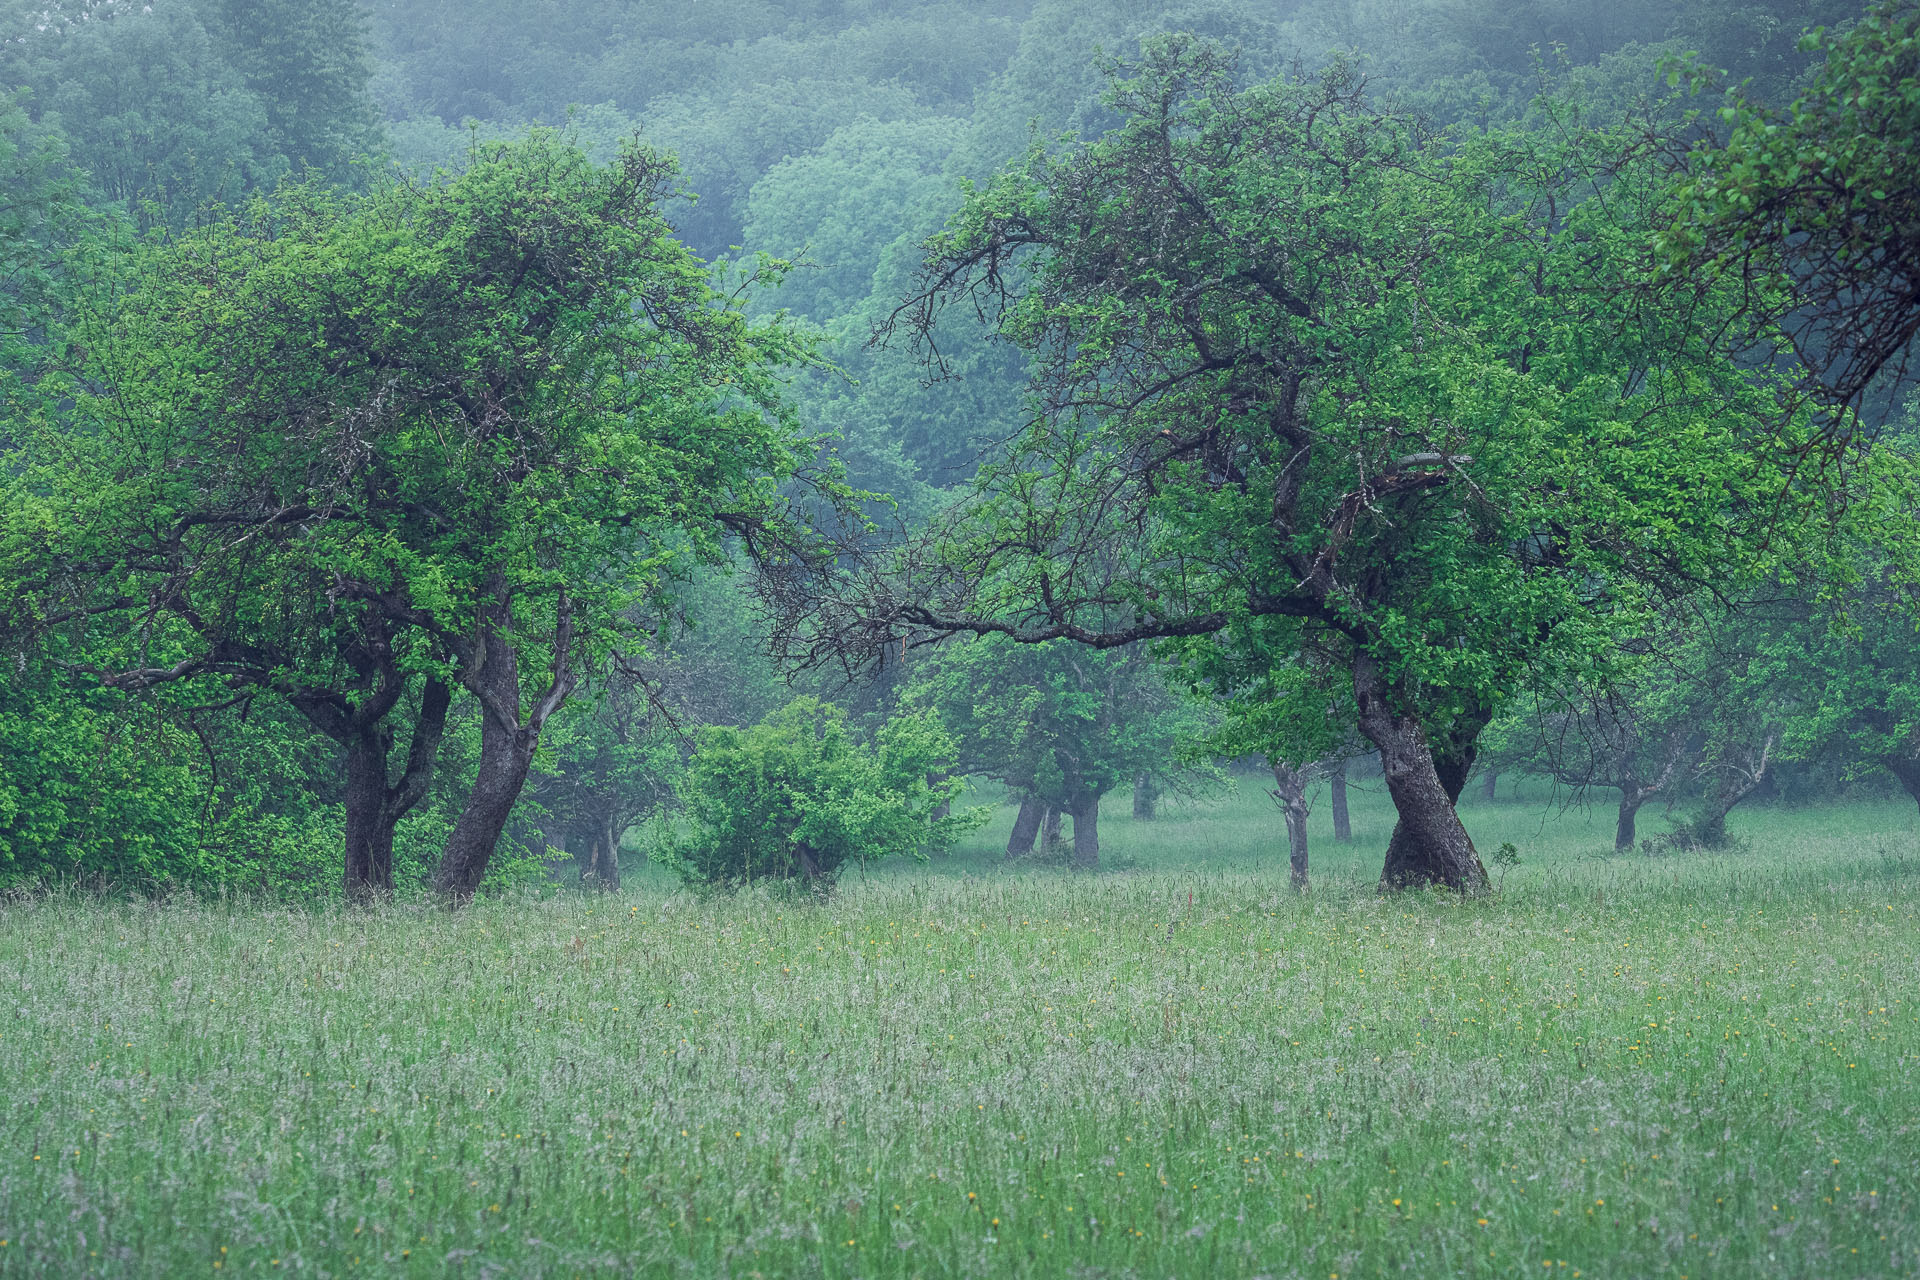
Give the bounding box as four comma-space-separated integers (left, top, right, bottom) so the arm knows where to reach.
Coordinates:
1663, 0, 1920, 416
659, 697, 973, 892
784, 40, 1810, 892
6, 133, 818, 904
902, 635, 1215, 868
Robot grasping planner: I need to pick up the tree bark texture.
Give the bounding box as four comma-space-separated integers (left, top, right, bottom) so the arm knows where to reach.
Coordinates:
1270, 762, 1311, 890
1329, 758, 1351, 842
434, 588, 577, 905
1070, 793, 1100, 870
1006, 796, 1043, 858
337, 677, 452, 905
1354, 656, 1489, 893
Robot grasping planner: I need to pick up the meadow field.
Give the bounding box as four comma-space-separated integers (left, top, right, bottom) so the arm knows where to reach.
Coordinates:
2, 779, 1916, 1278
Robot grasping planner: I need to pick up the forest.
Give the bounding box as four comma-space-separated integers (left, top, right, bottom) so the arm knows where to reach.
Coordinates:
0, 1, 1917, 1276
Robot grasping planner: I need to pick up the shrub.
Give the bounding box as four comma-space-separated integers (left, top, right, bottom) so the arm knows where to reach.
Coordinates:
658, 698, 977, 891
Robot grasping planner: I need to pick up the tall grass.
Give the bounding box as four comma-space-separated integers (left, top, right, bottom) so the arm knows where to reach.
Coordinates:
2, 780, 1915, 1277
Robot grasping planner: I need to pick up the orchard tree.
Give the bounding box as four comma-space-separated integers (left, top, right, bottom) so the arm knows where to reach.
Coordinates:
783, 40, 1812, 892
6, 133, 820, 903
1664, 0, 1920, 415
902, 635, 1215, 868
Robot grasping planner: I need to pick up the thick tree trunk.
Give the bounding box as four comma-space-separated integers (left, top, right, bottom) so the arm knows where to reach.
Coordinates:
1132, 771, 1159, 820
338, 677, 452, 905
436, 709, 539, 903
1329, 758, 1351, 842
1480, 770, 1499, 803
1041, 806, 1063, 853
1006, 796, 1043, 858
1614, 793, 1643, 852
435, 590, 576, 906
1270, 763, 1310, 890
1070, 793, 1099, 870
341, 734, 397, 904
1354, 657, 1489, 893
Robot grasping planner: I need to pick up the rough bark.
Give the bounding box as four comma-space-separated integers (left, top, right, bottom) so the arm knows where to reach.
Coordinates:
1354, 656, 1489, 893
434, 588, 577, 905
1328, 758, 1351, 842
1270, 762, 1311, 890
1132, 771, 1160, 820
1070, 793, 1100, 870
337, 677, 452, 905
1006, 796, 1044, 858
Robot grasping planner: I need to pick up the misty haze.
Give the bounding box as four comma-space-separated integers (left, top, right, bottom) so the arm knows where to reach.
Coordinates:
1, 1, 1917, 1276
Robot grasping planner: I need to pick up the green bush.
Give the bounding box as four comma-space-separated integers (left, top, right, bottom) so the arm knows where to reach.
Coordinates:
657, 697, 977, 891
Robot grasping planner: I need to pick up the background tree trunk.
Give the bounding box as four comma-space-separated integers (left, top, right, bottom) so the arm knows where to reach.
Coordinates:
581, 814, 621, 890
1329, 758, 1351, 842
1070, 793, 1099, 870
1132, 771, 1159, 820
1006, 796, 1043, 858
1685, 735, 1775, 848
1355, 657, 1489, 893
1270, 762, 1311, 890
1614, 792, 1643, 851
1480, 770, 1499, 802
1041, 806, 1063, 853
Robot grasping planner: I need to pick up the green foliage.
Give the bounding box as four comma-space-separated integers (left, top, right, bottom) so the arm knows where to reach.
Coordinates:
659, 697, 976, 891
1663, 0, 1920, 407
903, 635, 1220, 808
0, 0, 382, 226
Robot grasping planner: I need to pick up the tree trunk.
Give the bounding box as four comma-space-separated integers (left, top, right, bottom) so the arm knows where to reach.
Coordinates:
338, 677, 452, 905
1480, 770, 1498, 803
1614, 792, 1643, 852
1354, 657, 1489, 893
1041, 805, 1063, 853
1006, 796, 1043, 858
1070, 793, 1099, 870
435, 707, 539, 903
928, 771, 951, 823
1270, 763, 1310, 890
341, 733, 397, 904
1686, 735, 1775, 848
1329, 758, 1351, 842
434, 590, 576, 906
581, 814, 621, 891
1132, 771, 1159, 820
1883, 756, 1920, 816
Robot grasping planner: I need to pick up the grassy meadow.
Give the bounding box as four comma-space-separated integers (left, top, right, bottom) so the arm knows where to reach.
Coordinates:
1, 778, 1917, 1278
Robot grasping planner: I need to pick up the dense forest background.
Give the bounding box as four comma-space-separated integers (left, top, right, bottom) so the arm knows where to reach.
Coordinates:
0, 0, 1910, 897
